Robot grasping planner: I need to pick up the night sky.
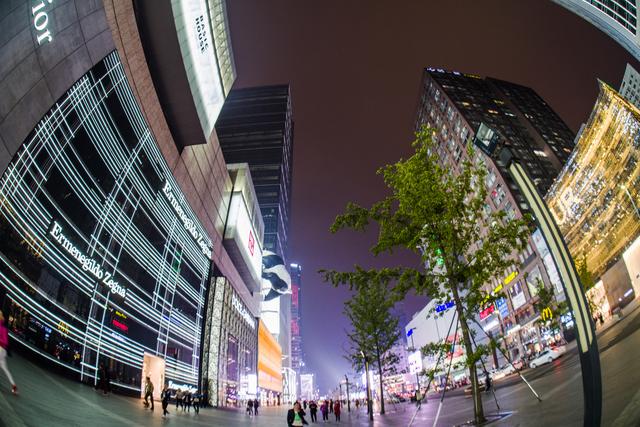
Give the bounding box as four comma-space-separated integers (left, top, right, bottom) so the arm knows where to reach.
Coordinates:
225, 0, 637, 393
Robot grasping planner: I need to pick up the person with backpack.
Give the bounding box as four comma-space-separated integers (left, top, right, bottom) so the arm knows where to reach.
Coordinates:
0, 312, 16, 394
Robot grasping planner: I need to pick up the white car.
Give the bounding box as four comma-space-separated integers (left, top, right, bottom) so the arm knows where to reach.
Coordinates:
529, 346, 566, 368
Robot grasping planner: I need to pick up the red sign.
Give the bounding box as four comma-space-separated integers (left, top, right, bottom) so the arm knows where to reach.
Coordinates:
479, 305, 495, 321
112, 319, 129, 333
248, 230, 255, 256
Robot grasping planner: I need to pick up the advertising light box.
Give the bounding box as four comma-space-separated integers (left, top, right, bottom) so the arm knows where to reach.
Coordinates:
225, 193, 263, 289
173, 0, 226, 138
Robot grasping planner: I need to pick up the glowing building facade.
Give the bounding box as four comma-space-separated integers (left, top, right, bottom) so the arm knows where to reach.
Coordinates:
547, 81, 640, 307
0, 0, 262, 403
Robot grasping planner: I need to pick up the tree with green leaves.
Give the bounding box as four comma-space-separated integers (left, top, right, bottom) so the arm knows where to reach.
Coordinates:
575, 254, 595, 292
343, 278, 400, 415
321, 127, 531, 424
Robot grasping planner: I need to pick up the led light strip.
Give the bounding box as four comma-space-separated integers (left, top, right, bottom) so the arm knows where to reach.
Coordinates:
0, 52, 212, 387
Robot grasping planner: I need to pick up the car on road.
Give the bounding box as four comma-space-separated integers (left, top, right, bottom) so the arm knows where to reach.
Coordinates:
528, 346, 566, 368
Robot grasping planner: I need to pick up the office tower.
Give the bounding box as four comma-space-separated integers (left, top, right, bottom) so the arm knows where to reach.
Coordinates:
620, 63, 640, 108
415, 68, 576, 360
216, 85, 294, 262
551, 1, 640, 61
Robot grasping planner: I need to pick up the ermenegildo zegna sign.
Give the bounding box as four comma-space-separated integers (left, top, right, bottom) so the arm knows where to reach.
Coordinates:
0, 52, 211, 390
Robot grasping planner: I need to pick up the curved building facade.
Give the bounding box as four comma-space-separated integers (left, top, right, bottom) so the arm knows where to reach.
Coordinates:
0, 0, 262, 403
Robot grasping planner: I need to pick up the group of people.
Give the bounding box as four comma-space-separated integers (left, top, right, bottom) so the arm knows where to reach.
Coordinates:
245, 397, 261, 415
288, 399, 341, 425
142, 376, 202, 418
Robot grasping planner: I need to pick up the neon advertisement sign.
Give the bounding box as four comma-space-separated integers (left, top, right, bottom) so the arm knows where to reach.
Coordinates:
49, 221, 126, 298
162, 181, 212, 258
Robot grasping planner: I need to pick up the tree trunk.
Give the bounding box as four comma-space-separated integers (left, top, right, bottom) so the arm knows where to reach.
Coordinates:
376, 351, 386, 414
451, 285, 485, 424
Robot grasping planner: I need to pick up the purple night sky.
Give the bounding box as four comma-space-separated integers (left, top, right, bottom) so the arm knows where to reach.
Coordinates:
225, 0, 637, 392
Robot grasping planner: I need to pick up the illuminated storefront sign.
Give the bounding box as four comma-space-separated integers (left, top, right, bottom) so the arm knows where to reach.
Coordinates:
225, 193, 263, 286
232, 294, 256, 329
49, 221, 127, 298
162, 181, 212, 258
173, 0, 226, 138
479, 305, 495, 320
541, 307, 553, 321
408, 351, 423, 375
168, 380, 198, 393
32, 0, 54, 45
435, 301, 455, 313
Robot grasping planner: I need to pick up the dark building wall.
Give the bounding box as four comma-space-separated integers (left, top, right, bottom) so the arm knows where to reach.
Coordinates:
215, 85, 293, 262
0, 0, 115, 175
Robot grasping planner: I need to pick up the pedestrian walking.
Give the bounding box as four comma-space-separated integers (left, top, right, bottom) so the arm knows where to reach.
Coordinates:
321, 400, 329, 421
247, 398, 254, 415
484, 371, 492, 393
355, 399, 360, 411
253, 397, 260, 415
185, 391, 192, 412
175, 389, 183, 410
309, 400, 318, 422
329, 398, 334, 414
334, 400, 341, 422
161, 384, 171, 417
96, 363, 110, 395
193, 390, 200, 414
143, 376, 154, 411
287, 401, 308, 427
0, 312, 17, 395
303, 399, 308, 410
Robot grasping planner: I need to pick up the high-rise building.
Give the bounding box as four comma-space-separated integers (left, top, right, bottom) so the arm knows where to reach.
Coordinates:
216, 85, 295, 380
216, 85, 294, 262
551, 0, 640, 61
415, 68, 576, 360
620, 63, 640, 108
290, 264, 304, 390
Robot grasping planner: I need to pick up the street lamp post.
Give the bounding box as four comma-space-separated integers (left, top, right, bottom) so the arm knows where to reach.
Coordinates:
360, 350, 374, 421
472, 132, 602, 427
345, 375, 351, 412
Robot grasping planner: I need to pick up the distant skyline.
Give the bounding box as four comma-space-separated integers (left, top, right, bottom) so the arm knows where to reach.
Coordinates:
225, 0, 637, 392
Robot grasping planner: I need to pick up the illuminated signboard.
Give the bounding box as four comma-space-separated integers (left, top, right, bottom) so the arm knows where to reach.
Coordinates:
32, 0, 54, 45
479, 305, 495, 320
408, 351, 423, 375
225, 193, 263, 286
49, 221, 126, 298
173, 0, 226, 138
435, 301, 455, 313
232, 293, 256, 329
162, 181, 212, 258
